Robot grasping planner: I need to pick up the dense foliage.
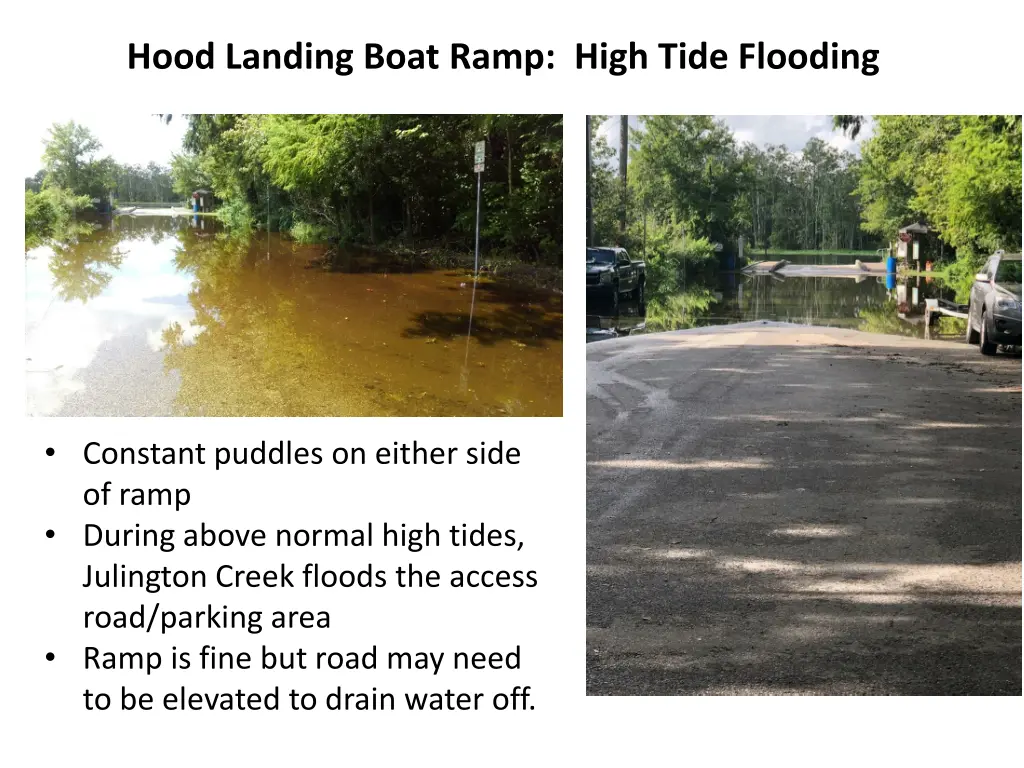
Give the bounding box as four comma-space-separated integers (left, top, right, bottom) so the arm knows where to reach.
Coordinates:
591, 115, 874, 258
853, 115, 1021, 298
735, 139, 868, 253
24, 187, 91, 250
169, 114, 563, 265
112, 162, 176, 203
855, 116, 1021, 254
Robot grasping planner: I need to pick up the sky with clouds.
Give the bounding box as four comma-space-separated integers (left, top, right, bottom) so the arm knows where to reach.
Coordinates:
20, 113, 187, 178
597, 115, 870, 160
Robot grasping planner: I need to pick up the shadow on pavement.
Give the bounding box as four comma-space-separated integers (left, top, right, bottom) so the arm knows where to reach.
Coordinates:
587, 328, 1022, 695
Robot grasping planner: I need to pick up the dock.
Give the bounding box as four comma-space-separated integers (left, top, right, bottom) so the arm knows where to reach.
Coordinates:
742, 259, 889, 278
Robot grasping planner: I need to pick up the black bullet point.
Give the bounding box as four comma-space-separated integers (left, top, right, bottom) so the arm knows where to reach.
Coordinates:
46, 652, 55, 661
46, 530, 55, 539
45, 448, 54, 457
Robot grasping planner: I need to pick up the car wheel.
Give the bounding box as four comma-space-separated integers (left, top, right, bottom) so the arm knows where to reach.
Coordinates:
979, 310, 997, 355
965, 304, 980, 344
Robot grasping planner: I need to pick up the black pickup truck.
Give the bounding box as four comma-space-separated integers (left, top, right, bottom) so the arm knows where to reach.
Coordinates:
586, 247, 646, 311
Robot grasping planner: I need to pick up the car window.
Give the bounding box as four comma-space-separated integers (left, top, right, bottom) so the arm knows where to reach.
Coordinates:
586, 249, 615, 265
996, 259, 1022, 284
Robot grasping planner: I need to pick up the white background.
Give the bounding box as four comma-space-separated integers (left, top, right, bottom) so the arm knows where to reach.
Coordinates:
1, 1, 1021, 766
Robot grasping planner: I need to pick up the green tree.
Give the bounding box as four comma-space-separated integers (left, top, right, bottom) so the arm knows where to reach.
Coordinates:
631, 116, 742, 246
915, 115, 1021, 254
854, 114, 1021, 298
854, 116, 960, 239
171, 114, 563, 265
41, 121, 115, 199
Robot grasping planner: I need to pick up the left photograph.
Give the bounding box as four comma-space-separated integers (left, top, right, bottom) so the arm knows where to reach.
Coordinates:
24, 114, 563, 417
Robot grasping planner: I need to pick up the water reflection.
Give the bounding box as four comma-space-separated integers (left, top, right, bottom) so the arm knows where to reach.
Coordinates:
586, 259, 964, 343
586, 296, 647, 342
26, 215, 562, 416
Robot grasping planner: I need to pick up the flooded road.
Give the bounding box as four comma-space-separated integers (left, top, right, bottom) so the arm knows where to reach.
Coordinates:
587, 254, 963, 343
697, 270, 959, 337
26, 215, 562, 416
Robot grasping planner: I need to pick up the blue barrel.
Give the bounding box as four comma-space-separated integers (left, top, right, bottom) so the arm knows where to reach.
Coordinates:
885, 272, 896, 290
886, 256, 897, 273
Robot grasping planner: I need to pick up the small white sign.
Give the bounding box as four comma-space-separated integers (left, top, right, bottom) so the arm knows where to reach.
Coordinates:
474, 140, 485, 173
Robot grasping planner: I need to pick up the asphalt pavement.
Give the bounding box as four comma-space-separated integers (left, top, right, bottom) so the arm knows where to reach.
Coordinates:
587, 322, 1022, 695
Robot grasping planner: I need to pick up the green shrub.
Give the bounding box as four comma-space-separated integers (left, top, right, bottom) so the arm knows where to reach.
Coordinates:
216, 198, 253, 234
290, 220, 333, 244
640, 227, 718, 305
25, 187, 91, 250
945, 251, 985, 303
679, 237, 717, 268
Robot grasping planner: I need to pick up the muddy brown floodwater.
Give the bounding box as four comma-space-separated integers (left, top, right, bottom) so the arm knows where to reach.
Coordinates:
25, 215, 562, 416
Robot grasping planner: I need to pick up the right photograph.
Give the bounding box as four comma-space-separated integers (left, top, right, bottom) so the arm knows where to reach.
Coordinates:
586, 115, 1022, 695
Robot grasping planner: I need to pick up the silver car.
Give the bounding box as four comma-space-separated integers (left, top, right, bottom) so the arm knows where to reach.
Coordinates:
966, 251, 1022, 355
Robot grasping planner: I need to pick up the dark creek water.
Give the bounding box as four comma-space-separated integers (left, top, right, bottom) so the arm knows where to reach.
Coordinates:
694, 270, 958, 334
587, 255, 961, 341
26, 215, 562, 416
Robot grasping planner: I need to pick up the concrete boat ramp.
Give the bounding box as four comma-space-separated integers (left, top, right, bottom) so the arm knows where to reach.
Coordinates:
743, 259, 888, 278
113, 206, 196, 216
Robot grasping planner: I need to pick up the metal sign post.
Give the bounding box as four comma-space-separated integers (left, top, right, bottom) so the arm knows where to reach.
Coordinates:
473, 140, 485, 275
462, 140, 486, 393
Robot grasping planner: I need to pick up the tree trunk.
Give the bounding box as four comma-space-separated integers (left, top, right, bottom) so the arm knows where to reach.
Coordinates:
368, 194, 375, 245
619, 115, 628, 236
586, 116, 593, 246
507, 125, 513, 196
331, 190, 344, 240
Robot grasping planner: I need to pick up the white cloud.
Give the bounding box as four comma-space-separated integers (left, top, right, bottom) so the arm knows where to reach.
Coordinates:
719, 115, 871, 155
595, 115, 871, 163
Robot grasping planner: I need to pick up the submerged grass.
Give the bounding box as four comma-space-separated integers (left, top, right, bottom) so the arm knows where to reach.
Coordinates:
214, 213, 563, 292
340, 240, 563, 292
